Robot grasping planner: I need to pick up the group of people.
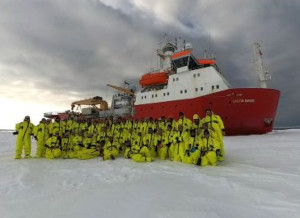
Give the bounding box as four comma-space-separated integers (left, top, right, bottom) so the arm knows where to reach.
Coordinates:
13, 109, 225, 166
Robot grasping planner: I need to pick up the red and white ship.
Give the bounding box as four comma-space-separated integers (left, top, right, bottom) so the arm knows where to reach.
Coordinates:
134, 37, 280, 135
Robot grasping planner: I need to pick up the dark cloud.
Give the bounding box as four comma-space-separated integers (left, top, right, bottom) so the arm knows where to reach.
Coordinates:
0, 0, 299, 127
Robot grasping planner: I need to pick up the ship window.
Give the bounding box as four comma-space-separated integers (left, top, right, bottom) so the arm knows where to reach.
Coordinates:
201, 87, 203, 91
141, 96, 143, 99
173, 56, 188, 68
152, 95, 154, 98
163, 93, 165, 96
197, 73, 200, 77
195, 88, 198, 91
180, 90, 183, 94
184, 90, 187, 93
167, 92, 169, 96
216, 85, 219, 89
193, 74, 196, 78
145, 96, 147, 99
173, 78, 175, 82
212, 86, 214, 89
176, 78, 179, 81
188, 56, 200, 70
155, 94, 157, 97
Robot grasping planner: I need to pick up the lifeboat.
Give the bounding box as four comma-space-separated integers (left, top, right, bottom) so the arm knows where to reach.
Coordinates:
139, 72, 168, 87
197, 59, 216, 66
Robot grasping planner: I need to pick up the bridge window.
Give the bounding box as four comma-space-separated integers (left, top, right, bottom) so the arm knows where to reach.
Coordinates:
173, 57, 188, 68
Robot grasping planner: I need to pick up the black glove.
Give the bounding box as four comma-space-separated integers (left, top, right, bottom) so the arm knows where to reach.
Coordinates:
12, 131, 18, 135
155, 146, 158, 152
166, 142, 171, 147
34, 136, 38, 140
185, 150, 190, 157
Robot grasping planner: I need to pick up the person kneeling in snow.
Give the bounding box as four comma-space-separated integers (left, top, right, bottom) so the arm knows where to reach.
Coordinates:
131, 128, 153, 162
77, 133, 99, 160
45, 132, 62, 159
103, 137, 120, 160
196, 130, 220, 166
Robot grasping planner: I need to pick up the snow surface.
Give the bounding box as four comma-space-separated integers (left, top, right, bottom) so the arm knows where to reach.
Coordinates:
1, 130, 300, 218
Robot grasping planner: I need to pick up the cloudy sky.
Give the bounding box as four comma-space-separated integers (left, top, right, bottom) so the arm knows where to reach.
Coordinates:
0, 0, 299, 129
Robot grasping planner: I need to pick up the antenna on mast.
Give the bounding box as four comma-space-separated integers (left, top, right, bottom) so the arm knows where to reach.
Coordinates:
253, 43, 271, 88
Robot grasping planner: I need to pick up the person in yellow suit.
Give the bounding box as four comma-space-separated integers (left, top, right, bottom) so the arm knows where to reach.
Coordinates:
196, 130, 220, 166
77, 133, 99, 160
49, 117, 64, 138
45, 132, 62, 159
159, 124, 173, 160
14, 116, 35, 159
103, 137, 120, 160
131, 128, 153, 162
33, 118, 47, 158
61, 132, 76, 159
202, 109, 225, 161
73, 131, 85, 157
170, 125, 189, 162
182, 129, 200, 164
177, 112, 192, 131
191, 114, 202, 137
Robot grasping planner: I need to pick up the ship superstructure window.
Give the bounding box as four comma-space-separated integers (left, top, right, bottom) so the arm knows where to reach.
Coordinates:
212, 85, 215, 89
201, 87, 203, 91
180, 90, 183, 94
141, 96, 143, 99
152, 94, 154, 98
173, 78, 175, 82
188, 56, 201, 70
184, 90, 187, 93
216, 85, 219, 89
173, 57, 188, 68
195, 88, 198, 91
167, 92, 169, 96
155, 94, 157, 97
176, 78, 179, 81
193, 74, 196, 78
163, 93, 166, 96
197, 73, 200, 77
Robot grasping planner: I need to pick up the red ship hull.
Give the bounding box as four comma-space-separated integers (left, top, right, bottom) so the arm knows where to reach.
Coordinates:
134, 88, 280, 135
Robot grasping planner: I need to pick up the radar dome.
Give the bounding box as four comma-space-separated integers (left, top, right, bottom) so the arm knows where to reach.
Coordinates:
185, 42, 193, 50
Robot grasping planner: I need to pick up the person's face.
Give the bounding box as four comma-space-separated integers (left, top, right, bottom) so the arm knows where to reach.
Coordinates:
178, 125, 183, 131
206, 110, 212, 116
24, 117, 30, 122
194, 119, 199, 125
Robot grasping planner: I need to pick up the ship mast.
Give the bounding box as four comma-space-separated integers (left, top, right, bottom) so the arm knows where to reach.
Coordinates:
253, 43, 271, 88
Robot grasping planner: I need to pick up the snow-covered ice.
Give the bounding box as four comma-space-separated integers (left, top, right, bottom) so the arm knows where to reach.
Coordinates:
1, 130, 300, 218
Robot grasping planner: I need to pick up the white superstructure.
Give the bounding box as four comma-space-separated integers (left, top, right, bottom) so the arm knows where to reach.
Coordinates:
135, 37, 231, 105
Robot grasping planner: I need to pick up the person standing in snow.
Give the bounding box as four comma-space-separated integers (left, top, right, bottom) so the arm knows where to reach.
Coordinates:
13, 116, 35, 159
